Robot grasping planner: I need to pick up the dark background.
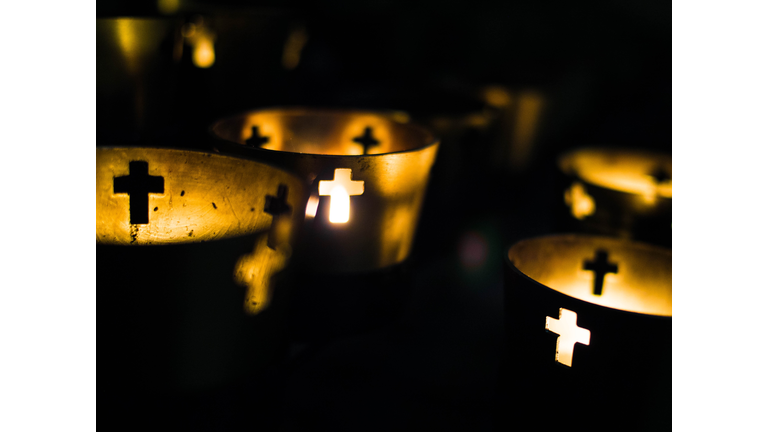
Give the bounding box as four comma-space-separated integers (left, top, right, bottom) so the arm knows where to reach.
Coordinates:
97, 1, 670, 430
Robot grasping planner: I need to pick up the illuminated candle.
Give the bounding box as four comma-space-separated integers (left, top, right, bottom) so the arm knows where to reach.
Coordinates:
97, 147, 306, 427
210, 108, 440, 272
558, 147, 672, 247
500, 234, 671, 431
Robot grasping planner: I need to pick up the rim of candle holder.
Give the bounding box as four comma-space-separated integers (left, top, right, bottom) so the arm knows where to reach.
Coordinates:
96, 145, 308, 246
208, 107, 441, 273
208, 107, 439, 159
558, 146, 672, 200
506, 233, 672, 318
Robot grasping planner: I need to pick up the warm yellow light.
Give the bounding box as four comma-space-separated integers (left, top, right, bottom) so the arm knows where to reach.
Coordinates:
564, 182, 595, 219
545, 308, 591, 367
328, 185, 350, 223
193, 37, 215, 68
282, 25, 308, 70
560, 148, 672, 200
318, 168, 364, 224
305, 195, 319, 219
234, 235, 289, 315
157, 0, 179, 14
508, 236, 672, 317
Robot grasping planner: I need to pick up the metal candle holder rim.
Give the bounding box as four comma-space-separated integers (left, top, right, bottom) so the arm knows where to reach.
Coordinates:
208, 107, 441, 272
96, 145, 307, 246
558, 146, 672, 199
506, 233, 672, 318
208, 107, 439, 158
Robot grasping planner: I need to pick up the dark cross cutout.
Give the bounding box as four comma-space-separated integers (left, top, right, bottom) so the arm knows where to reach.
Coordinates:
583, 250, 618, 296
245, 126, 270, 148
352, 126, 380, 155
264, 184, 292, 249
113, 161, 164, 225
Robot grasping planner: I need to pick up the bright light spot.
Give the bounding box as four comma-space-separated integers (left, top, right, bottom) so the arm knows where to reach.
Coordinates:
564, 182, 595, 220
329, 185, 350, 223
318, 168, 364, 224
305, 195, 319, 219
193, 37, 215, 68
545, 308, 591, 367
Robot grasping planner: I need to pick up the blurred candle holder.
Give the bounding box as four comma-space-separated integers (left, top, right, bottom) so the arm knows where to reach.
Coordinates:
210, 108, 439, 343
500, 234, 671, 431
210, 108, 440, 273
557, 147, 672, 247
97, 147, 306, 426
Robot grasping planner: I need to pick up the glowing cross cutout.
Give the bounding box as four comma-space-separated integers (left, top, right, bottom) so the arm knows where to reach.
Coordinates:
113, 161, 164, 225
318, 168, 364, 223
545, 308, 591, 367
583, 250, 618, 296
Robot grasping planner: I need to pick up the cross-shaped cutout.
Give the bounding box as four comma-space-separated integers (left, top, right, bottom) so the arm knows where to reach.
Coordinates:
545, 308, 591, 367
245, 126, 270, 148
352, 126, 380, 155
113, 161, 164, 225
583, 250, 618, 296
318, 168, 364, 223
264, 184, 292, 249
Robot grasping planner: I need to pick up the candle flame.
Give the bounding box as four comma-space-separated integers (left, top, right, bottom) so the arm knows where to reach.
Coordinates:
193, 36, 215, 68
329, 185, 350, 223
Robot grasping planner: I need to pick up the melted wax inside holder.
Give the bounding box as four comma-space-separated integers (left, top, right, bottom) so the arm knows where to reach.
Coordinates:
210, 108, 439, 342
97, 147, 306, 427
500, 234, 671, 431
558, 147, 672, 247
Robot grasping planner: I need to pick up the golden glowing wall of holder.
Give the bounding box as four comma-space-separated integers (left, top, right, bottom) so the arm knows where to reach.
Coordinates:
210, 108, 440, 272
501, 234, 671, 431
508, 235, 671, 317
96, 147, 306, 312
558, 147, 672, 245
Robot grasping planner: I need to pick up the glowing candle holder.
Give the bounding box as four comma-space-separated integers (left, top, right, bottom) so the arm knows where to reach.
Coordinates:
558, 147, 672, 246
97, 147, 306, 425
210, 108, 440, 272
500, 234, 671, 431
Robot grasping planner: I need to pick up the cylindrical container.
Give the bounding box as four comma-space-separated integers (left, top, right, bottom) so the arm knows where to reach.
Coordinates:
210, 108, 440, 273
210, 108, 438, 345
97, 147, 306, 427
500, 234, 671, 431
557, 147, 672, 247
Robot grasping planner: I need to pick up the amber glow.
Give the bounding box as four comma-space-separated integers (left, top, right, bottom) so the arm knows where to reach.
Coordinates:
545, 308, 591, 367
508, 235, 671, 316
282, 25, 308, 70
181, 18, 216, 68
234, 234, 290, 314
560, 148, 672, 201
157, 0, 179, 14
564, 182, 595, 219
305, 194, 319, 219
210, 109, 440, 272
114, 19, 167, 73
318, 169, 364, 224
97, 148, 305, 246
212, 109, 431, 156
